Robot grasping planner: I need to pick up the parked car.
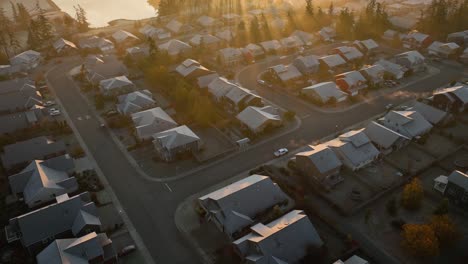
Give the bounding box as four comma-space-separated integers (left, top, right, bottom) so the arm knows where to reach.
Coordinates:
44, 100, 56, 107
104, 110, 119, 117
118, 245, 136, 257
274, 148, 289, 157
385, 103, 394, 110
50, 110, 61, 116
257, 79, 273, 88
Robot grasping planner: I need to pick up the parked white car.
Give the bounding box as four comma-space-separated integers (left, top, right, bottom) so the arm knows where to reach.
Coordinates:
49, 110, 61, 116
43, 100, 56, 107
274, 148, 289, 157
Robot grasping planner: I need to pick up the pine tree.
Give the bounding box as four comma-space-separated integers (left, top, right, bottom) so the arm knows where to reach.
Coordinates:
74, 5, 89, 32
27, 20, 40, 49
16, 3, 31, 29
328, 1, 335, 16
305, 0, 314, 16
10, 1, 18, 23
0, 7, 18, 58
36, 6, 53, 46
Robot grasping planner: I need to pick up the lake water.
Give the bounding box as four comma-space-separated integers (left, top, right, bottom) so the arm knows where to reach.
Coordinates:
53, 0, 157, 27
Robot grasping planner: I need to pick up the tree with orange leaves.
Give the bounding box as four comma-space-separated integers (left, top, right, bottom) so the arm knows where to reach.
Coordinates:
401, 223, 439, 257
401, 178, 424, 210
430, 215, 460, 247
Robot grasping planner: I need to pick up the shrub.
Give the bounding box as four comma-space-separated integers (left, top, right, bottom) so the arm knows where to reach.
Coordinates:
401, 223, 439, 257
401, 178, 424, 210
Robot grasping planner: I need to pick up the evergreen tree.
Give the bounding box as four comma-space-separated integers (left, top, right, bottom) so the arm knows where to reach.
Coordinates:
305, 0, 314, 16
0, 7, 18, 57
16, 3, 31, 29
328, 1, 335, 16
36, 7, 53, 45
27, 20, 40, 49
74, 5, 89, 32
250, 16, 261, 43
10, 1, 18, 23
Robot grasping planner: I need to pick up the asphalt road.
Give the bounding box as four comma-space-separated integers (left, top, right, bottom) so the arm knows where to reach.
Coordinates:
46, 57, 464, 264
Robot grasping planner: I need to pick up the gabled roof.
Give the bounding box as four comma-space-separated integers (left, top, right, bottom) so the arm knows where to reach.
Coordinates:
409, 102, 448, 125
9, 192, 100, 247
112, 30, 139, 43
10, 50, 41, 65
327, 130, 380, 168
359, 39, 379, 50
158, 39, 192, 56
216, 29, 236, 41
362, 121, 409, 149
236, 106, 281, 132
406, 31, 430, 43
290, 30, 315, 45
117, 90, 155, 115
383, 110, 433, 138
448, 170, 468, 191
296, 144, 342, 174
319, 54, 346, 68
199, 175, 288, 235
189, 34, 221, 46
434, 85, 468, 104
8, 155, 76, 206
219, 47, 243, 60
131, 107, 178, 139
244, 43, 264, 55
99, 76, 133, 91
294, 55, 320, 69
152, 125, 200, 150
279, 36, 303, 49
260, 40, 283, 51
375, 59, 405, 79
334, 46, 364, 61
336, 71, 367, 87
197, 15, 217, 27
396, 50, 425, 64
360, 64, 385, 80
53, 38, 77, 52
207, 77, 239, 100
175, 59, 213, 78
197, 73, 220, 89
166, 19, 193, 33
233, 210, 323, 263
302, 82, 347, 102
36, 232, 116, 264
270, 64, 302, 82
225, 86, 258, 105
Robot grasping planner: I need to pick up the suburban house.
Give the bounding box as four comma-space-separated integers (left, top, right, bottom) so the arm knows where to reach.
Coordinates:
243, 43, 265, 60
131, 107, 178, 140
197, 15, 220, 28
8, 155, 77, 208
5, 192, 101, 254
125, 46, 150, 59
290, 30, 316, 46
0, 108, 45, 135
175, 59, 214, 80
223, 86, 262, 112
270, 18, 286, 32
198, 175, 289, 237
84, 55, 128, 84
0, 65, 12, 76
117, 90, 156, 115
99, 76, 135, 96
447, 30, 468, 47
409, 102, 449, 125
158, 39, 192, 57
139, 25, 171, 41
334, 255, 369, 264
196, 73, 220, 89
335, 71, 368, 96
53, 38, 77, 54
216, 29, 236, 42
302, 82, 348, 104
233, 210, 324, 263
165, 19, 193, 34
0, 78, 43, 113
218, 48, 244, 66
353, 39, 379, 54
236, 106, 282, 134
189, 34, 221, 49
432, 85, 468, 112
427, 41, 460, 58
444, 170, 468, 210
260, 40, 283, 54
9, 50, 41, 71
1, 136, 66, 171
152, 125, 201, 162
359, 64, 385, 86
78, 36, 114, 53
318, 26, 336, 42
383, 29, 402, 42
293, 55, 320, 75
381, 110, 433, 139
403, 31, 432, 49
296, 144, 343, 186
319, 54, 347, 73
207, 77, 239, 102
268, 64, 303, 86
361, 121, 410, 154
111, 30, 139, 46
327, 130, 380, 171
395, 50, 427, 72
375, 59, 405, 80
221, 13, 241, 24
331, 46, 364, 62
279, 36, 303, 52
36, 232, 117, 264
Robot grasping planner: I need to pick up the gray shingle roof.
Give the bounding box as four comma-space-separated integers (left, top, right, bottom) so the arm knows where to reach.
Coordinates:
152, 125, 200, 150
296, 144, 342, 174
448, 170, 468, 191
362, 121, 409, 149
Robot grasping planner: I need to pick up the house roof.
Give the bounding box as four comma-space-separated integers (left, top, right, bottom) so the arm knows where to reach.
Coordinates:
319, 54, 346, 68
53, 38, 77, 52
319, 26, 336, 40
334, 46, 364, 61
291, 30, 315, 45
360, 39, 379, 50
166, 19, 193, 33
360, 64, 385, 81
448, 170, 468, 191
294, 55, 319, 69
362, 121, 409, 149
296, 144, 342, 174
216, 29, 236, 41
280, 36, 303, 48
260, 40, 283, 51
126, 46, 150, 56
10, 50, 41, 65
207, 77, 239, 99
233, 210, 323, 263
199, 175, 288, 235
8, 155, 75, 206
375, 59, 405, 79
434, 85, 468, 104
132, 107, 178, 139
117, 90, 155, 115
9, 192, 100, 247
197, 15, 217, 27
152, 125, 200, 150
0, 78, 36, 95
1, 136, 66, 169
158, 39, 192, 56
99, 76, 133, 91
396, 50, 425, 64
336, 71, 367, 87
409, 102, 448, 125
78, 36, 114, 51
327, 130, 380, 167
197, 73, 220, 89
36, 232, 115, 264
244, 43, 264, 55
389, 16, 417, 29
406, 31, 430, 43
225, 86, 258, 105
175, 59, 213, 78
189, 34, 221, 46
236, 106, 281, 132
84, 55, 128, 83
112, 30, 139, 43
302, 82, 347, 102
270, 64, 302, 82
383, 110, 433, 138
219, 47, 243, 60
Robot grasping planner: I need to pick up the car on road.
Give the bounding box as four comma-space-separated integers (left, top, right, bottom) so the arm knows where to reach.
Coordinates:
118, 245, 136, 257
49, 110, 61, 116
43, 100, 56, 107
104, 110, 119, 117
274, 148, 289, 157
385, 103, 394, 110
257, 79, 273, 88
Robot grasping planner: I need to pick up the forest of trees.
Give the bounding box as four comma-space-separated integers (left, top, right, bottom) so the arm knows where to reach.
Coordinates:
417, 0, 468, 39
